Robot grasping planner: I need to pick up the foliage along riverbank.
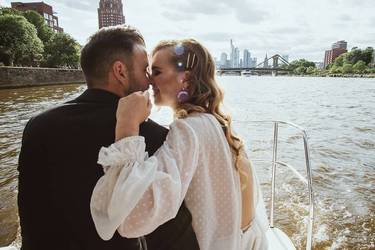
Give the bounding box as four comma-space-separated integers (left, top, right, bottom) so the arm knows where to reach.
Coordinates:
284, 47, 375, 78
0, 8, 80, 68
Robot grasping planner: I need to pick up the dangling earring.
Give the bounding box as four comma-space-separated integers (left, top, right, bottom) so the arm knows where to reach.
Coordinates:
177, 79, 189, 103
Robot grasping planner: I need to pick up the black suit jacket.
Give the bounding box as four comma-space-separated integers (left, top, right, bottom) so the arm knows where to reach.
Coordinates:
18, 89, 199, 250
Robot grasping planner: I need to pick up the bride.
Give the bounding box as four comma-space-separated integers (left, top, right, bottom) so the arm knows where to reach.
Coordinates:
90, 39, 269, 250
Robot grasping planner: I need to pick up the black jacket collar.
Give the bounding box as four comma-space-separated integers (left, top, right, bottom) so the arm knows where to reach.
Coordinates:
70, 88, 120, 105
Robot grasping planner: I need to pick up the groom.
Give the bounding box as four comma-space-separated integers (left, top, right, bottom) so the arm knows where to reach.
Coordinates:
18, 26, 199, 250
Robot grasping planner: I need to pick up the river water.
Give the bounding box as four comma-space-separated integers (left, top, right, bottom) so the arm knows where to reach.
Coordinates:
0, 76, 374, 249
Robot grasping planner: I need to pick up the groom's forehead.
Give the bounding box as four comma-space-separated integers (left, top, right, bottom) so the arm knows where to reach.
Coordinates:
132, 44, 147, 56
131, 44, 149, 67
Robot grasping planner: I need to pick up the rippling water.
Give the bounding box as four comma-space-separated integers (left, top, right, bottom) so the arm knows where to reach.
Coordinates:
0, 76, 374, 249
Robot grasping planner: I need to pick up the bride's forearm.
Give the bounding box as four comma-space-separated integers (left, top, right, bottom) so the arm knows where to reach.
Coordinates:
115, 121, 139, 141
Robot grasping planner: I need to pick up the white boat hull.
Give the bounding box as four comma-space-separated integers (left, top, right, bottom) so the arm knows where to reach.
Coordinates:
266, 227, 296, 250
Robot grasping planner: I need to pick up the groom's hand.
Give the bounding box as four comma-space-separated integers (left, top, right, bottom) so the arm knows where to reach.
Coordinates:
115, 91, 152, 141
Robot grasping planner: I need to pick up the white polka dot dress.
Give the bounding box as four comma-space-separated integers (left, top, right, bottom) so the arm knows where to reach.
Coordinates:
90, 113, 269, 250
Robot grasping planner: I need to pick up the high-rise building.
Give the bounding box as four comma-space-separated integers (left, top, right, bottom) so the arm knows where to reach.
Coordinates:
252, 58, 257, 68
243, 49, 252, 68
11, 2, 63, 32
332, 40, 347, 49
220, 52, 228, 68
98, 0, 125, 29
233, 47, 240, 68
324, 40, 348, 68
230, 39, 235, 68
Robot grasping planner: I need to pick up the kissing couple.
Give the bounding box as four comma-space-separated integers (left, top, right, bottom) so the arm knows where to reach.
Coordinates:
18, 25, 269, 250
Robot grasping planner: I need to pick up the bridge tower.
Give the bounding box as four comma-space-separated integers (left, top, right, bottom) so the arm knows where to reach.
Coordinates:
264, 54, 269, 68
272, 56, 279, 68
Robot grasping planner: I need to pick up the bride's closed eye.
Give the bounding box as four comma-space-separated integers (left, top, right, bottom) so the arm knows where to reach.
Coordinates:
152, 69, 161, 76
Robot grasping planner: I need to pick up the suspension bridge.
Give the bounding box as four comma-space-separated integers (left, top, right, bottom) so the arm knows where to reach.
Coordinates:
217, 54, 291, 76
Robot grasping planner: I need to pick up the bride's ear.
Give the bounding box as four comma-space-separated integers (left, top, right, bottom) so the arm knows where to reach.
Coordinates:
178, 71, 191, 83
184, 71, 191, 79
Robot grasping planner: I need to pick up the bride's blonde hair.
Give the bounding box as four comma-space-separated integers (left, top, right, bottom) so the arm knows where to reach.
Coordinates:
152, 39, 249, 188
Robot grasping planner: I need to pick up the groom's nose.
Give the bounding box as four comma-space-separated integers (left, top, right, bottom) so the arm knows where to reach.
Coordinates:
147, 72, 155, 83
146, 73, 153, 85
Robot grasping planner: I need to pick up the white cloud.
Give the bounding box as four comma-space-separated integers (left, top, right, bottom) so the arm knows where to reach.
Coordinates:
162, 0, 266, 24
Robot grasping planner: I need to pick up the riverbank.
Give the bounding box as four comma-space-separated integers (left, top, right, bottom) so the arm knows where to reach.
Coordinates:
285, 74, 375, 78
0, 66, 85, 89
310, 73, 375, 78
218, 72, 375, 78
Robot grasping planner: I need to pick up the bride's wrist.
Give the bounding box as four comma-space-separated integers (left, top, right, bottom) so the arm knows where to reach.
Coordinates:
115, 122, 139, 141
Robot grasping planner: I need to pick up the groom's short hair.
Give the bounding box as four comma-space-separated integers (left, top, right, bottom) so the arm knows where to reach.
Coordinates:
80, 25, 145, 87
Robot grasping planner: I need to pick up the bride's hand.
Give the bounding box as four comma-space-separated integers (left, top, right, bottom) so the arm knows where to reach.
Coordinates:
115, 91, 152, 141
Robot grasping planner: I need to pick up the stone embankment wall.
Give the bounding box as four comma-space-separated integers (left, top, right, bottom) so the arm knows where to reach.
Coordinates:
0, 66, 85, 89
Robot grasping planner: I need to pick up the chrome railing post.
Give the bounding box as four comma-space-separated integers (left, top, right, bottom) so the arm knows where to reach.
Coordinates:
270, 122, 279, 228
237, 120, 314, 249
303, 131, 314, 250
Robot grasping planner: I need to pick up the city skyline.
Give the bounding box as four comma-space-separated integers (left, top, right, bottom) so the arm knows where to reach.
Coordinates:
218, 40, 259, 68
2, 0, 375, 62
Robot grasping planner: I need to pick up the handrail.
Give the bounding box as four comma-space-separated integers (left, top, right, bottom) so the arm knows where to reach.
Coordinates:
237, 120, 314, 250
270, 122, 278, 228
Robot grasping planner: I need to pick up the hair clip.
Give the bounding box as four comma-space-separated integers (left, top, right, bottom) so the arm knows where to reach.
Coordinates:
191, 54, 196, 68
185, 52, 197, 70
186, 53, 191, 69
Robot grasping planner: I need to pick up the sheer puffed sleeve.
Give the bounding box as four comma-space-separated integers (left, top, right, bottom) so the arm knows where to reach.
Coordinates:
90, 119, 199, 240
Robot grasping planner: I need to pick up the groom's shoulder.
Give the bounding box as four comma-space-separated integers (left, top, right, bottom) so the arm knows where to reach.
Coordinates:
140, 119, 169, 146
24, 102, 75, 128
141, 119, 168, 134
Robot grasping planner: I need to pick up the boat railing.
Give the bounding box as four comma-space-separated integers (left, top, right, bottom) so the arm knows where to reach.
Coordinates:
239, 120, 314, 250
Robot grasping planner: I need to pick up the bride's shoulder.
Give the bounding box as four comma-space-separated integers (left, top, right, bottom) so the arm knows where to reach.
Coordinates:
169, 113, 219, 138
174, 112, 213, 127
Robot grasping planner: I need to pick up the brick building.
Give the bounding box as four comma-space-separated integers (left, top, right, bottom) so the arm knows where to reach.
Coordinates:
324, 40, 348, 68
11, 2, 63, 33
98, 0, 125, 29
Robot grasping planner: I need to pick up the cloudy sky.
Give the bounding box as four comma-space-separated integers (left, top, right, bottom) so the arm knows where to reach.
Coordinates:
2, 0, 375, 62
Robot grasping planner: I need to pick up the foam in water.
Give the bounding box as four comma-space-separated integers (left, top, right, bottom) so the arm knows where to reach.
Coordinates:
314, 224, 329, 242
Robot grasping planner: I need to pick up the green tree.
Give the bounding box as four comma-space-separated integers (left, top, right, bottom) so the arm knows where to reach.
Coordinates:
23, 10, 54, 45
1, 8, 54, 45
342, 63, 353, 74
333, 54, 345, 67
362, 47, 374, 65
287, 59, 315, 75
306, 66, 316, 75
344, 47, 374, 65
43, 32, 80, 68
0, 7, 22, 16
294, 66, 306, 75
0, 14, 43, 66
353, 60, 367, 74
329, 64, 342, 74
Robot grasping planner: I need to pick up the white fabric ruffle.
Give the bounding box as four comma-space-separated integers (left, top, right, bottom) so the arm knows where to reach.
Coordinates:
91, 136, 158, 240
97, 136, 146, 171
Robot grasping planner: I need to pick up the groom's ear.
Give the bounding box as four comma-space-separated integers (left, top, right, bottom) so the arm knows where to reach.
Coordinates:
112, 61, 129, 86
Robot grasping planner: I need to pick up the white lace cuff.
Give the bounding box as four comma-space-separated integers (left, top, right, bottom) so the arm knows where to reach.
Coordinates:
98, 136, 146, 170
